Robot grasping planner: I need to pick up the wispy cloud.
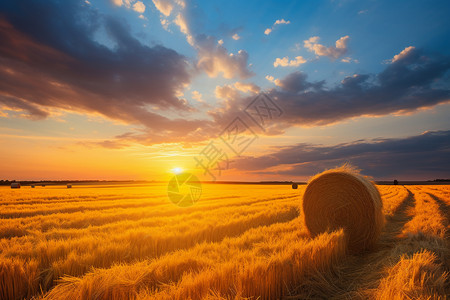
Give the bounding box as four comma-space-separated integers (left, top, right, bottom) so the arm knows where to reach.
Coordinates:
264, 19, 290, 35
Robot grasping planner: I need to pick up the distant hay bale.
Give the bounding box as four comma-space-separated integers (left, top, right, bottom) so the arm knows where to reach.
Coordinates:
31, 185, 35, 188
67, 184, 72, 188
10, 182, 20, 189
292, 183, 298, 189
302, 165, 384, 254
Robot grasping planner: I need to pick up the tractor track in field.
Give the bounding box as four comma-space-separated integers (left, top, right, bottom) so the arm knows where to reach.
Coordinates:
291, 187, 417, 299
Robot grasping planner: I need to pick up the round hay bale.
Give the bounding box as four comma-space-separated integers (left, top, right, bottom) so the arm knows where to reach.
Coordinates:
292, 183, 298, 189
302, 165, 384, 254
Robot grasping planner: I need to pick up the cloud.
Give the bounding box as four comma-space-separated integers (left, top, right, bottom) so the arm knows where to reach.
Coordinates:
111, 0, 124, 7
214, 85, 240, 101
160, 18, 170, 30
274, 19, 290, 25
390, 46, 416, 63
304, 35, 350, 59
80, 140, 129, 149
268, 48, 450, 127
0, 95, 49, 120
168, 5, 252, 80
341, 57, 358, 63
212, 82, 260, 113
195, 35, 253, 79
232, 33, 240, 40
211, 47, 450, 132
273, 71, 323, 92
152, 0, 174, 16
264, 19, 290, 35
0, 0, 215, 145
111, 0, 137, 10
132, 1, 145, 13
191, 90, 203, 102
232, 130, 450, 180
273, 56, 307, 67
265, 75, 282, 87
174, 13, 194, 45
233, 82, 260, 94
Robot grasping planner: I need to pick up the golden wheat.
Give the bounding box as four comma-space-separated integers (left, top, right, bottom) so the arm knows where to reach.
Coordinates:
0, 183, 449, 300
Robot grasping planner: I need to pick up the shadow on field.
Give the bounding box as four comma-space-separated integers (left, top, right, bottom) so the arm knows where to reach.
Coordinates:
425, 192, 450, 241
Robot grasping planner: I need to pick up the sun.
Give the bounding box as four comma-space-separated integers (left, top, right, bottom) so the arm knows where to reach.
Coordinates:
172, 167, 183, 174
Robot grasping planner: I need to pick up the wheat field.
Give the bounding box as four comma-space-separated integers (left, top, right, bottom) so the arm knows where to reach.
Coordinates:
0, 183, 449, 300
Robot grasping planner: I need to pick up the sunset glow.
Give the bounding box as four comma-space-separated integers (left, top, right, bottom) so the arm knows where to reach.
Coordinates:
0, 0, 449, 182
1, 1, 450, 299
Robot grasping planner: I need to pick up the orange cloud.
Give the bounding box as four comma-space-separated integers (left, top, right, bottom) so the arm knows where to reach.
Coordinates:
304, 36, 350, 59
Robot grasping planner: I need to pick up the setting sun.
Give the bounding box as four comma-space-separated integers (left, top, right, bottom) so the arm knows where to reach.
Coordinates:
171, 167, 183, 174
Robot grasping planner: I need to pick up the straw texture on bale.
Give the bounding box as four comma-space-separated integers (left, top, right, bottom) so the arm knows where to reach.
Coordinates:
302, 165, 384, 254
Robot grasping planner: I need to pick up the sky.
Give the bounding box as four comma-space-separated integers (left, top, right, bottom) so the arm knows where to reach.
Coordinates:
0, 0, 449, 181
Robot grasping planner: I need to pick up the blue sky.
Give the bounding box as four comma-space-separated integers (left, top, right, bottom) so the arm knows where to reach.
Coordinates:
0, 0, 449, 180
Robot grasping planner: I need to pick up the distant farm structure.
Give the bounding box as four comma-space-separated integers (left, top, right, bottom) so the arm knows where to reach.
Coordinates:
11, 182, 21, 189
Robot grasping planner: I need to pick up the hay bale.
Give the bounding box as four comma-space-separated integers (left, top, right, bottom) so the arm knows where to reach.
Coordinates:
292, 183, 298, 189
302, 165, 384, 254
67, 184, 72, 188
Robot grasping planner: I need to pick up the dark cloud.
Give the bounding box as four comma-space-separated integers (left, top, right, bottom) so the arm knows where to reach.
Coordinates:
275, 71, 324, 93
269, 47, 450, 127
233, 130, 450, 180
211, 47, 450, 132
0, 95, 49, 120
0, 0, 213, 143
